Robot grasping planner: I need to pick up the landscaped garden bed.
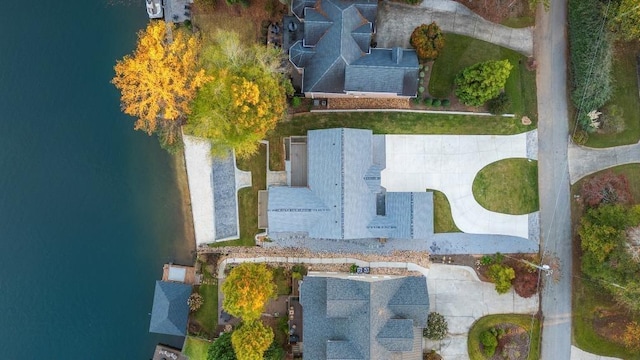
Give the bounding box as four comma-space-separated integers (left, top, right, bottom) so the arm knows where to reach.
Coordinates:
468, 314, 541, 360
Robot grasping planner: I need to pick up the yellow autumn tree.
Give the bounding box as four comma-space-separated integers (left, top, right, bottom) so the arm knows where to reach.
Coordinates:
186, 31, 293, 158
221, 263, 277, 321
112, 21, 209, 150
231, 321, 274, 360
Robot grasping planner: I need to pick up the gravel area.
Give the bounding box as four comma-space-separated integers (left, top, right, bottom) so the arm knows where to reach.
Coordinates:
198, 245, 432, 269
212, 149, 238, 240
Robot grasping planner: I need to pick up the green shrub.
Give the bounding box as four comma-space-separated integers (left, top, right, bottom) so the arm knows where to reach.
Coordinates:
419, 71, 425, 78
568, 0, 613, 131
487, 92, 511, 114
480, 330, 498, 357
487, 263, 515, 294
291, 96, 302, 108
423, 312, 448, 340
441, 98, 450, 107
480, 255, 494, 266
424, 98, 433, 106
418, 86, 425, 94
432, 99, 441, 107
349, 264, 358, 273
404, 0, 421, 4
455, 60, 513, 106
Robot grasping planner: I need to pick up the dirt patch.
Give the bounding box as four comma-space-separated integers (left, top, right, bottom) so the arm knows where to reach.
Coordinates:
453, 0, 531, 23
193, 0, 287, 42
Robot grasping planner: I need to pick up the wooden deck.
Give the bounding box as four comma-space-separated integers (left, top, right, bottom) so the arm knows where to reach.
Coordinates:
162, 263, 200, 285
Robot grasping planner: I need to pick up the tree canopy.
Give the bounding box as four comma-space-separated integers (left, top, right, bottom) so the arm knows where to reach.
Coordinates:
454, 60, 513, 106
231, 321, 274, 360
112, 21, 209, 149
610, 0, 640, 41
579, 203, 640, 311
409, 22, 445, 61
186, 31, 292, 158
222, 263, 277, 321
207, 332, 236, 360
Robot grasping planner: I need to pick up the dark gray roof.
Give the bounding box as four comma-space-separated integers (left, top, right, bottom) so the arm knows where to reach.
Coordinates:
300, 276, 429, 360
289, 0, 419, 95
149, 281, 191, 336
267, 129, 433, 240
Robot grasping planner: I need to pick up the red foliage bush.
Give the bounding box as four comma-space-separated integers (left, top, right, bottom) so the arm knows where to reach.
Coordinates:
580, 171, 633, 207
513, 271, 539, 298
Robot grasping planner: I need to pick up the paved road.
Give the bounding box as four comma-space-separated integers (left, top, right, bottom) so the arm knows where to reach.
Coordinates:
535, 0, 573, 359
568, 141, 640, 184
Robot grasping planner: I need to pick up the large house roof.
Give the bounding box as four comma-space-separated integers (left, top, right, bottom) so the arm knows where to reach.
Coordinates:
149, 281, 191, 336
289, 0, 419, 96
300, 276, 429, 360
267, 128, 432, 240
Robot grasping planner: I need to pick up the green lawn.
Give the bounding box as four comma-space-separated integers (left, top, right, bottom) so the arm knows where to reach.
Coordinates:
571, 164, 640, 359
272, 267, 291, 295
468, 314, 541, 360
268, 112, 533, 170
472, 158, 539, 215
428, 34, 538, 119
428, 189, 461, 233
501, 16, 535, 28
585, 41, 640, 148
182, 336, 211, 360
191, 284, 219, 337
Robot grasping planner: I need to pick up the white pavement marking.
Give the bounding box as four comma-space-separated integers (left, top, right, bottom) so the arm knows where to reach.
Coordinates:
382, 132, 536, 239
183, 135, 216, 245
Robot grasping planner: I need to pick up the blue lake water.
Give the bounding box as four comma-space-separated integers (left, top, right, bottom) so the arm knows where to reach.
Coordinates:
0, 0, 194, 358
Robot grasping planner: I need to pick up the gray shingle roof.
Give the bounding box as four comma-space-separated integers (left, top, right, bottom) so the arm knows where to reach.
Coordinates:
289, 0, 418, 95
300, 276, 429, 360
267, 129, 433, 241
149, 281, 191, 336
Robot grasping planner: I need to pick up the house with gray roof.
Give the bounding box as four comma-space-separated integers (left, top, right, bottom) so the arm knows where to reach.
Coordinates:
300, 275, 429, 359
149, 281, 191, 336
286, 0, 419, 98
265, 128, 432, 241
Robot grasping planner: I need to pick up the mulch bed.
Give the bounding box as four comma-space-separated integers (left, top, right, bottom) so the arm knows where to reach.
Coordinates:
489, 323, 532, 360
453, 0, 531, 23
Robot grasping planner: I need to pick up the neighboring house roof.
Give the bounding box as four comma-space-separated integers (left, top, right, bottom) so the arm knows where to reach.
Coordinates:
149, 281, 191, 336
300, 276, 429, 360
267, 128, 432, 240
289, 0, 419, 96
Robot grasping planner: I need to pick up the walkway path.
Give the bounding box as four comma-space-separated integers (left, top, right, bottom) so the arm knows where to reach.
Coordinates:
375, 0, 533, 56
382, 132, 538, 239
568, 141, 640, 184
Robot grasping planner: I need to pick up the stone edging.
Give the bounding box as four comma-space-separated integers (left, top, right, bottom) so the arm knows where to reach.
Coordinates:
310, 108, 516, 117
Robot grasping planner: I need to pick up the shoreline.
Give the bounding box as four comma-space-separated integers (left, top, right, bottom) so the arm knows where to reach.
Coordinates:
172, 147, 197, 263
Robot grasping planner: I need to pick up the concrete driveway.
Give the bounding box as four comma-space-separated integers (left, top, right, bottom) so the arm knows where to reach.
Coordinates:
375, 0, 533, 56
425, 264, 539, 359
381, 132, 537, 239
